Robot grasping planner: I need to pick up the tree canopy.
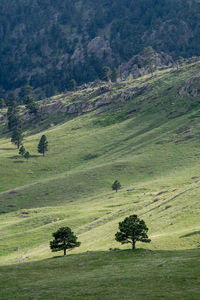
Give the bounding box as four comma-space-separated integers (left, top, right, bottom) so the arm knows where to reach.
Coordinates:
115, 215, 151, 249
112, 180, 121, 192
38, 135, 48, 156
50, 227, 81, 256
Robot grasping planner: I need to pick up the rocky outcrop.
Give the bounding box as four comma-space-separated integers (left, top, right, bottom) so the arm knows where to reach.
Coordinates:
87, 37, 115, 65
179, 73, 200, 97
119, 52, 174, 79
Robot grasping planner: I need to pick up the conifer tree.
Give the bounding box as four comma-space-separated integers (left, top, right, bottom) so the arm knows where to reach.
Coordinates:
112, 180, 121, 192
143, 46, 155, 75
24, 151, 30, 161
101, 66, 111, 81
69, 79, 77, 91
7, 104, 21, 131
115, 215, 151, 250
11, 129, 23, 149
50, 227, 81, 256
19, 145, 26, 157
0, 98, 6, 108
111, 68, 119, 82
38, 135, 48, 156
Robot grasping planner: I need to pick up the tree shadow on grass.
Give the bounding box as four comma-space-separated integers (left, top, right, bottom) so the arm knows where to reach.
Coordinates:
180, 230, 200, 238
9, 155, 20, 160
0, 148, 15, 151
9, 154, 41, 160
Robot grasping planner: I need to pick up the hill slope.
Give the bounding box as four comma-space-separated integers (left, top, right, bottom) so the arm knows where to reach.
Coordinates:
0, 61, 200, 268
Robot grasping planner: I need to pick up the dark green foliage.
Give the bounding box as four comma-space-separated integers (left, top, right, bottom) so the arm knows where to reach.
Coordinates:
0, 98, 6, 108
7, 105, 21, 131
115, 215, 151, 249
26, 101, 39, 116
22, 85, 39, 116
68, 79, 77, 91
50, 227, 81, 256
20, 85, 35, 104
143, 47, 155, 74
19, 145, 25, 157
38, 135, 48, 156
112, 180, 121, 192
110, 68, 119, 82
100, 66, 111, 82
11, 129, 23, 149
24, 151, 30, 161
1, 0, 200, 97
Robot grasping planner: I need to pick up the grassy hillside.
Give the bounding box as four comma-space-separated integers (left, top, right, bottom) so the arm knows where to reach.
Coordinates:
0, 61, 200, 298
0, 249, 200, 300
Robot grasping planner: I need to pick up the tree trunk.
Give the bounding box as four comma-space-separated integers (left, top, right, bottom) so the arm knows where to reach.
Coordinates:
64, 248, 66, 256
132, 239, 136, 250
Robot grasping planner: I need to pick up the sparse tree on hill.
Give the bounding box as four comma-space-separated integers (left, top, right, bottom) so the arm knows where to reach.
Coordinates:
50, 227, 81, 256
0, 98, 6, 108
69, 79, 77, 91
19, 145, 26, 157
21, 85, 39, 116
26, 101, 39, 116
21, 85, 35, 104
7, 104, 21, 131
112, 180, 121, 192
11, 128, 23, 149
111, 68, 119, 82
115, 215, 151, 250
38, 135, 48, 156
24, 151, 30, 161
7, 93, 17, 107
100, 66, 111, 81
143, 46, 155, 75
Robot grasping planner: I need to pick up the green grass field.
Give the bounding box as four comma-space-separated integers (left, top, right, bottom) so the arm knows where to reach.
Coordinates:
0, 62, 200, 299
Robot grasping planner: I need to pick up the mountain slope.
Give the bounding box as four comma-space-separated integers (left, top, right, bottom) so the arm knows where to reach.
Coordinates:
1, 0, 200, 97
0, 61, 200, 267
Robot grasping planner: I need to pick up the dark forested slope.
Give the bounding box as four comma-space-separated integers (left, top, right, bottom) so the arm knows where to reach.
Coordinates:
1, 0, 200, 97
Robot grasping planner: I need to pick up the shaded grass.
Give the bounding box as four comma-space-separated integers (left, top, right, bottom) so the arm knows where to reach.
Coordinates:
0, 249, 199, 300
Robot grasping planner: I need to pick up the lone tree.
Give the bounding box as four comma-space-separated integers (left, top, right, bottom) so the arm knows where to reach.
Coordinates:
112, 180, 121, 192
110, 68, 119, 82
24, 151, 30, 161
50, 227, 81, 256
38, 135, 48, 156
100, 66, 111, 81
115, 214, 151, 250
143, 46, 155, 75
11, 129, 23, 149
19, 145, 26, 157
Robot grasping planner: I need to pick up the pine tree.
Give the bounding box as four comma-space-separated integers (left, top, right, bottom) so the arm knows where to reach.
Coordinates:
11, 129, 23, 149
19, 145, 26, 157
38, 135, 48, 156
100, 66, 111, 81
24, 151, 30, 161
69, 79, 77, 91
143, 46, 155, 75
50, 227, 81, 256
0, 98, 6, 108
26, 101, 39, 115
115, 215, 151, 250
7, 103, 22, 131
112, 180, 121, 192
21, 85, 39, 116
110, 68, 119, 82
